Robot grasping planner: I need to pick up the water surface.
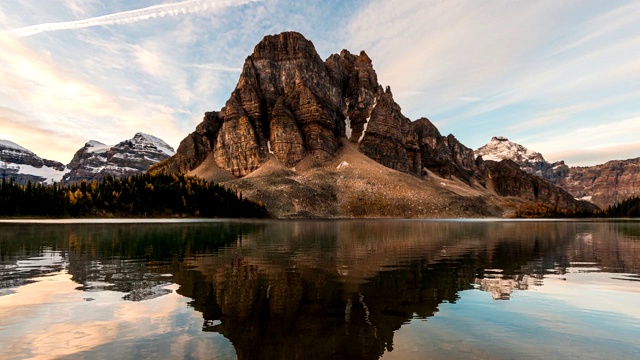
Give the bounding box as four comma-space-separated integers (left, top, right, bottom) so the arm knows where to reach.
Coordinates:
1, 219, 639, 359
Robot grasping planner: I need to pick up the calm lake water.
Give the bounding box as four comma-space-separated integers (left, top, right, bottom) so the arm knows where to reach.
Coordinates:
0, 219, 639, 359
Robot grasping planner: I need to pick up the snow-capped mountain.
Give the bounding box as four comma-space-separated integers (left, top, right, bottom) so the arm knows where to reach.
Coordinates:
64, 133, 175, 182
475, 136, 546, 164
0, 139, 67, 184
475, 136, 640, 208
475, 136, 568, 181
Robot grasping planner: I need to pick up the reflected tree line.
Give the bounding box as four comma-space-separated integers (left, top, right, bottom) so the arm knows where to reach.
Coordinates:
1, 221, 639, 359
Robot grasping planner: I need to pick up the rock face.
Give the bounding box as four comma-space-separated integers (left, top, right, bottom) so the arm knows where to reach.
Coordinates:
0, 139, 67, 184
558, 158, 640, 208
153, 31, 593, 217
64, 133, 174, 182
476, 137, 640, 208
483, 160, 596, 211
154, 32, 422, 177
413, 118, 478, 181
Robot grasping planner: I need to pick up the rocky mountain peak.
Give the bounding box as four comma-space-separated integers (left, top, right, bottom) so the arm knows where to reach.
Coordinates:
475, 136, 546, 164
84, 140, 110, 153
64, 133, 174, 183
251, 31, 322, 63
125, 132, 175, 156
356, 50, 372, 66
154, 31, 481, 179
475, 136, 570, 185
151, 32, 594, 217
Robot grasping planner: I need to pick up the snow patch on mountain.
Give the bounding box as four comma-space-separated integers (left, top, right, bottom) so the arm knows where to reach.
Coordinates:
475, 136, 569, 184
85, 140, 111, 153
64, 133, 175, 182
475, 136, 546, 164
0, 140, 31, 153
1, 162, 66, 184
133, 133, 175, 157
1, 139, 67, 184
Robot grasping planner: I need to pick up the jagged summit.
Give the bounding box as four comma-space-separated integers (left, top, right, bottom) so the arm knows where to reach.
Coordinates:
151, 32, 595, 217
64, 133, 175, 182
475, 136, 569, 185
154, 31, 471, 179
127, 132, 175, 157
84, 140, 110, 153
475, 136, 546, 164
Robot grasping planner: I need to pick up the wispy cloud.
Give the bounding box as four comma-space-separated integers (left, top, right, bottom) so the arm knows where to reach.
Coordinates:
526, 115, 640, 165
0, 33, 186, 161
1, 0, 637, 167
7, 0, 260, 37
344, 0, 640, 164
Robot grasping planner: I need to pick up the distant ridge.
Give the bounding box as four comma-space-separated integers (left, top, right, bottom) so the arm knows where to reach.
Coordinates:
476, 136, 640, 208
1, 133, 175, 185
64, 132, 175, 182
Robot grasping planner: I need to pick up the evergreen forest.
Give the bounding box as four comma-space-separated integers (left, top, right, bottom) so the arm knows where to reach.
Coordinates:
0, 173, 267, 218
601, 196, 640, 218
515, 196, 640, 218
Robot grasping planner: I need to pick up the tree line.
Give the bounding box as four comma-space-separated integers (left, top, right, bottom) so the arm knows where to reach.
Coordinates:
0, 173, 267, 218
515, 196, 640, 218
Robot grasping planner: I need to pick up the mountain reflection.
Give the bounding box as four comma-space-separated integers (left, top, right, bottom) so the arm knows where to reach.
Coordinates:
1, 220, 639, 359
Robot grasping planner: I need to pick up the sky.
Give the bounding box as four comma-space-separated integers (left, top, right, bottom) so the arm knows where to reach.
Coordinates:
0, 0, 639, 166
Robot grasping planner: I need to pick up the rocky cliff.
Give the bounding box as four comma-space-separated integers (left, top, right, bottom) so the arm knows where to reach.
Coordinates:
476, 137, 639, 208
153, 31, 593, 217
64, 133, 175, 182
152, 32, 427, 177
482, 159, 590, 211
0, 139, 67, 184
413, 118, 479, 182
558, 158, 640, 208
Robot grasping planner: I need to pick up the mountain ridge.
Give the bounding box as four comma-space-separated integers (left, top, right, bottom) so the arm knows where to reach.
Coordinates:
475, 137, 639, 208
64, 132, 175, 182
1, 133, 174, 185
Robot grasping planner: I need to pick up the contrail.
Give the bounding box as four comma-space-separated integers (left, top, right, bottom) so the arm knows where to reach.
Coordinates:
8, 0, 260, 37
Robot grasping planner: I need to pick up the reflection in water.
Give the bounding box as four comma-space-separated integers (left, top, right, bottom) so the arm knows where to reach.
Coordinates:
474, 275, 534, 300
0, 220, 639, 359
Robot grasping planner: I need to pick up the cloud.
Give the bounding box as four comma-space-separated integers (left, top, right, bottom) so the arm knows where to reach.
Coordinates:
547, 144, 640, 167
62, 0, 103, 17
7, 0, 261, 37
0, 33, 188, 162
0, 107, 86, 162
526, 116, 640, 166
344, 0, 640, 164
189, 63, 242, 73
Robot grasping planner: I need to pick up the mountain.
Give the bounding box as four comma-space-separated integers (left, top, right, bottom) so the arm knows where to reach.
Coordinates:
64, 133, 175, 182
475, 137, 640, 208
557, 158, 640, 208
475, 136, 569, 182
151, 31, 594, 218
0, 139, 67, 184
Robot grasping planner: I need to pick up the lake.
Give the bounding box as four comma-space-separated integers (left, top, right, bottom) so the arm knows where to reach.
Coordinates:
0, 219, 639, 359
